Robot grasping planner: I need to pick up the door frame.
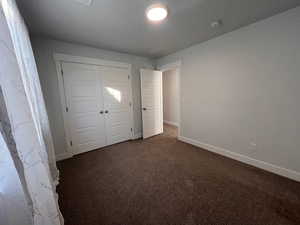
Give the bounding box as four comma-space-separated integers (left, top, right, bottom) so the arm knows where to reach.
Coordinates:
157, 60, 182, 137
53, 53, 135, 156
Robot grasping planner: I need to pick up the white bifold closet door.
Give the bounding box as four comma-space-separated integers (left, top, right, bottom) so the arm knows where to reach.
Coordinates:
62, 62, 132, 155
102, 67, 132, 145
62, 62, 107, 155
140, 69, 163, 139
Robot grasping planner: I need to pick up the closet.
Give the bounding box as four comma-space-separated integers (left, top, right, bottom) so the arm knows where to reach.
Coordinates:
60, 60, 133, 155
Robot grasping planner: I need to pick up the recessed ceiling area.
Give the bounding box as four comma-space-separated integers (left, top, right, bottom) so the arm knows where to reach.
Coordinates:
16, 0, 300, 58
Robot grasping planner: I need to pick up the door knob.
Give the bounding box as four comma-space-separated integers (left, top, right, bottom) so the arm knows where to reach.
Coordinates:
99, 111, 104, 114
105, 110, 109, 113
142, 108, 147, 111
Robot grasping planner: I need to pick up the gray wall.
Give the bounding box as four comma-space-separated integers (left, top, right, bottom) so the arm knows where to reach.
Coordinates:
32, 37, 154, 157
157, 7, 300, 174
163, 69, 179, 125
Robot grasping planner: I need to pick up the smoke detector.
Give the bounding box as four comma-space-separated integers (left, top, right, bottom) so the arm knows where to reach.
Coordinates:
211, 20, 223, 28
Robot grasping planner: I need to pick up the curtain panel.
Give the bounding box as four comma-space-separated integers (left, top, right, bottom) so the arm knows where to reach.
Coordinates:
1, 0, 58, 182
0, 0, 62, 224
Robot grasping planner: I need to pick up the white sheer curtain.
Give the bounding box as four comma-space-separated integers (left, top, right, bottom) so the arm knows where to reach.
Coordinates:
0, 87, 32, 225
0, 0, 62, 224
1, 0, 58, 182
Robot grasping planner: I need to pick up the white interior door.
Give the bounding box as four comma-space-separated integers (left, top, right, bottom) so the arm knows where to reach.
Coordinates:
102, 67, 133, 145
62, 62, 106, 155
140, 69, 163, 139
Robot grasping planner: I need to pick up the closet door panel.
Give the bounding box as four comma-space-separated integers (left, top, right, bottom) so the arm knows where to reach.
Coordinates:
62, 62, 107, 155
101, 67, 132, 145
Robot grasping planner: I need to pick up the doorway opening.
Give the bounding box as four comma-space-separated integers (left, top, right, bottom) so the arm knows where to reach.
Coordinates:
162, 67, 179, 138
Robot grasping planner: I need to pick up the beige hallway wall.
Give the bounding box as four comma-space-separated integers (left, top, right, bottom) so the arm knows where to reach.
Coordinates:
163, 69, 179, 126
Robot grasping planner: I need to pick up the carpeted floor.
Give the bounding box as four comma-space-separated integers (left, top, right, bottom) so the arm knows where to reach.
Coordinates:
57, 124, 300, 225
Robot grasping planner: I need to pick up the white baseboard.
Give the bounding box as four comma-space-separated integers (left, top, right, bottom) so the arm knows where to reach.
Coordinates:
164, 120, 179, 127
56, 152, 73, 162
178, 136, 300, 182
132, 132, 142, 139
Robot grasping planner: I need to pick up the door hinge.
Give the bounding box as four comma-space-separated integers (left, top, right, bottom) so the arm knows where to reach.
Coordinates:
129, 102, 132, 107
61, 69, 64, 75
128, 75, 130, 79
70, 141, 73, 146
66, 107, 69, 112
131, 128, 133, 132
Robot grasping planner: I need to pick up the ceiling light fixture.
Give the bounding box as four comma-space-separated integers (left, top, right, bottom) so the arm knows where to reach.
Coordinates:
146, 4, 168, 22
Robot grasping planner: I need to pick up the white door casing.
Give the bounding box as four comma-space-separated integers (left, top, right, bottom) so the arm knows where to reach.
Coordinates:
62, 62, 107, 155
140, 69, 163, 139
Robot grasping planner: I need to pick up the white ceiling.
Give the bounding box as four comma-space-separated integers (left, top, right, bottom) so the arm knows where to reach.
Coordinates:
17, 0, 300, 58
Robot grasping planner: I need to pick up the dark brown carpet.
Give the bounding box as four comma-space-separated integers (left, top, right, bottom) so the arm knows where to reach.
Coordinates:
57, 124, 300, 225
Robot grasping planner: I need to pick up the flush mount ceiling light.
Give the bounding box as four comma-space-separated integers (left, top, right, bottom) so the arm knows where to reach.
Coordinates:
146, 4, 168, 22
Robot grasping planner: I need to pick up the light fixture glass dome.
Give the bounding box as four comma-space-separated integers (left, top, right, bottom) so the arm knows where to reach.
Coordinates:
146, 4, 168, 22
